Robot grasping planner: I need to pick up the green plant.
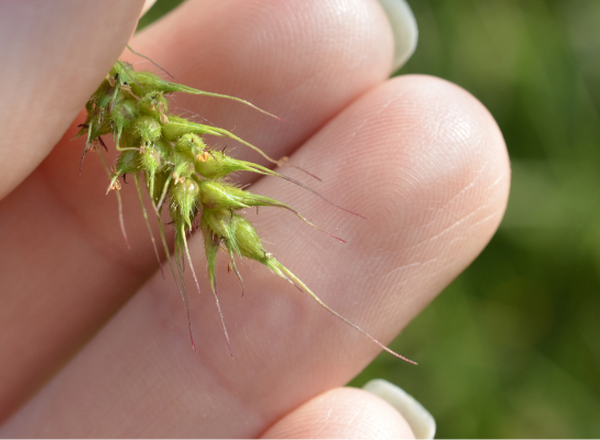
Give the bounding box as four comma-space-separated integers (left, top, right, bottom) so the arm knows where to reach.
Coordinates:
77, 53, 415, 364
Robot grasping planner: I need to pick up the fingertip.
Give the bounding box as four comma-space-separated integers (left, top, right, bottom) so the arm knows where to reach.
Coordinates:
260, 387, 416, 439
359, 73, 511, 239
363, 379, 436, 439
401, 74, 511, 226
257, 73, 510, 338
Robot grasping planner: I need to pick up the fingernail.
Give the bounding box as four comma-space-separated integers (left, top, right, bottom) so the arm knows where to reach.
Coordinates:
377, 0, 419, 72
363, 379, 436, 439
140, 0, 158, 18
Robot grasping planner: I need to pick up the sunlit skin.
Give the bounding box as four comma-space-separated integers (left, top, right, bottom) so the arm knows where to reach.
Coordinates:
0, 0, 509, 437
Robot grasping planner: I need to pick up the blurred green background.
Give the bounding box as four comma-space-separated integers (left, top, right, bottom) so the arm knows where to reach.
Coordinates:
140, 1, 600, 437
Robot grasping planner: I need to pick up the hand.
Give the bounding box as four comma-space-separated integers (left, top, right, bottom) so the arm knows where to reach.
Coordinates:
0, 0, 509, 437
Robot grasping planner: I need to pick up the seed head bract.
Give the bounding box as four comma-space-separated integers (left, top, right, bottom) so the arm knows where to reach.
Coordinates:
77, 53, 415, 365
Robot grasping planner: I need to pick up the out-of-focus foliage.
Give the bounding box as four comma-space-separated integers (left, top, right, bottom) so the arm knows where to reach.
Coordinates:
351, 1, 600, 438
137, 0, 185, 31
139, 0, 600, 437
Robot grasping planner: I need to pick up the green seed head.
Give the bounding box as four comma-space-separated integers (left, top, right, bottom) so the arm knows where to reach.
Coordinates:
129, 70, 194, 96
115, 148, 141, 175
175, 133, 207, 158
111, 98, 138, 146
79, 57, 415, 364
232, 214, 269, 263
171, 177, 201, 228
199, 209, 268, 263
112, 97, 138, 125
200, 181, 249, 211
172, 151, 196, 182
161, 116, 222, 142
138, 92, 169, 122
140, 145, 161, 175
194, 150, 256, 180
110, 61, 137, 89
133, 115, 162, 144
200, 208, 237, 245
200, 180, 287, 212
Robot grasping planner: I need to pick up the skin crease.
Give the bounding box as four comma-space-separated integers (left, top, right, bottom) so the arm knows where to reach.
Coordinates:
0, 0, 510, 438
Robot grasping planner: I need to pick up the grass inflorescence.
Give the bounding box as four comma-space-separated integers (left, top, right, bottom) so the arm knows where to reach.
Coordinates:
77, 53, 415, 364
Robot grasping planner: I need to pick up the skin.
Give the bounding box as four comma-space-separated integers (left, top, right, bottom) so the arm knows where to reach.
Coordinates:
0, 0, 510, 437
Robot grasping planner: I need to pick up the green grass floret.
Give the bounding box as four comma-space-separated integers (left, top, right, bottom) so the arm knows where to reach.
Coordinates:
77, 54, 415, 364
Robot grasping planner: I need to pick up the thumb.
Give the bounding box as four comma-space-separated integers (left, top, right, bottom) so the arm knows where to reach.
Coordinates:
260, 384, 432, 439
0, 0, 145, 200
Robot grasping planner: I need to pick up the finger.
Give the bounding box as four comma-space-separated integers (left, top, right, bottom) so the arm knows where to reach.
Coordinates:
0, 0, 145, 200
0, 0, 146, 420
124, 0, 395, 163
0, 75, 510, 437
260, 387, 415, 439
0, 0, 395, 422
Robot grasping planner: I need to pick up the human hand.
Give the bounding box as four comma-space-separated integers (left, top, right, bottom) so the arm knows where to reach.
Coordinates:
0, 0, 509, 437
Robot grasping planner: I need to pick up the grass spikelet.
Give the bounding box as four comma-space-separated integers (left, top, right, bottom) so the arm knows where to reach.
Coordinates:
77, 52, 414, 364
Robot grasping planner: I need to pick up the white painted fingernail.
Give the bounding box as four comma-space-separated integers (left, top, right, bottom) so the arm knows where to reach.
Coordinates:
363, 379, 436, 439
377, 0, 419, 71
140, 0, 158, 18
